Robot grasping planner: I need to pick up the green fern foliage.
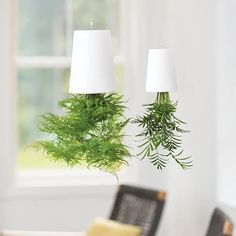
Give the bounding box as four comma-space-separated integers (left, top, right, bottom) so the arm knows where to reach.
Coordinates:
34, 93, 131, 175
133, 92, 192, 170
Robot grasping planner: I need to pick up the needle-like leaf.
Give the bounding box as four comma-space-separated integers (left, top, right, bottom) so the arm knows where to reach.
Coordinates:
33, 93, 131, 175
133, 92, 192, 170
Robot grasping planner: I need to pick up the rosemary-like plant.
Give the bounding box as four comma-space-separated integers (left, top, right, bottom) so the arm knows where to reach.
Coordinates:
133, 92, 192, 170
34, 93, 130, 175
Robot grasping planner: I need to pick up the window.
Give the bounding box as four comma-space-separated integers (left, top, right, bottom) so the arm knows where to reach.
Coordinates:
16, 0, 123, 176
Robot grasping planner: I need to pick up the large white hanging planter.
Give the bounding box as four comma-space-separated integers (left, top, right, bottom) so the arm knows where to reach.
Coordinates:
69, 30, 116, 94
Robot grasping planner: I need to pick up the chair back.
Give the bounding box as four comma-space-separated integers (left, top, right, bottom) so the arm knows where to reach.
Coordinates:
206, 208, 234, 236
110, 184, 166, 236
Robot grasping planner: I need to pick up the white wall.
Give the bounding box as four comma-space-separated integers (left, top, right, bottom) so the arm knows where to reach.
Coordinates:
0, 0, 16, 189
0, 0, 220, 235
0, 0, 16, 229
0, 186, 116, 231
216, 2, 236, 233
131, 0, 217, 236
165, 0, 217, 235
217, 0, 236, 207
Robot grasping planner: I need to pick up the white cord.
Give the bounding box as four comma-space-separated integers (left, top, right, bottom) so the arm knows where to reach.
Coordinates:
90, 0, 94, 30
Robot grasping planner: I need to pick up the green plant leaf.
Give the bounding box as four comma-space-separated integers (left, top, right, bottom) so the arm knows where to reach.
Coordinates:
133, 92, 192, 170
34, 93, 131, 175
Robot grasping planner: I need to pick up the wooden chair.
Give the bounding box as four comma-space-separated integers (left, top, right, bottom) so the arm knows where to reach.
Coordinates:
109, 184, 166, 236
206, 208, 234, 236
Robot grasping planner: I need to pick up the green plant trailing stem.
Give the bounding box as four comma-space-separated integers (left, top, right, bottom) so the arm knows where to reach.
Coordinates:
133, 92, 192, 170
34, 93, 131, 175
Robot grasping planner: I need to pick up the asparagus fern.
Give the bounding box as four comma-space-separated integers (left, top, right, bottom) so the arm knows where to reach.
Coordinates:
34, 93, 130, 175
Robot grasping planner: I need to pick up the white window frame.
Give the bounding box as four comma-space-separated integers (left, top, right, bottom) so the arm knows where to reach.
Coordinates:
5, 0, 140, 190
0, 0, 144, 202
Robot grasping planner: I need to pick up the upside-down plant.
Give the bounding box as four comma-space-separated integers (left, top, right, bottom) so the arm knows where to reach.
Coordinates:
34, 93, 130, 175
133, 92, 192, 170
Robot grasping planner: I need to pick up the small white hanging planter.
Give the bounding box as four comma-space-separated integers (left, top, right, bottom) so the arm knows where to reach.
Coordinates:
146, 48, 177, 92
133, 48, 192, 170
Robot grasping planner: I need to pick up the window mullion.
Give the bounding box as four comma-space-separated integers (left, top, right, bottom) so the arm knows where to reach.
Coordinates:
16, 56, 71, 68
16, 56, 123, 69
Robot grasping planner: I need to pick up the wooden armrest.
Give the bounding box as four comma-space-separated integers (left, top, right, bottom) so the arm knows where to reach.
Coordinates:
223, 221, 234, 236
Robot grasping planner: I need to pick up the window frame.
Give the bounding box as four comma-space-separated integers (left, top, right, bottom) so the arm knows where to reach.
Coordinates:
13, 0, 138, 188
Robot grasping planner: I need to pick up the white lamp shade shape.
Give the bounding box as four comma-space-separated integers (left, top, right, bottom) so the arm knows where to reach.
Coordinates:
146, 49, 177, 92
69, 30, 116, 94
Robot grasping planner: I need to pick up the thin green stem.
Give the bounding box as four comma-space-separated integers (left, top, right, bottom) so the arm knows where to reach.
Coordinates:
156, 92, 170, 104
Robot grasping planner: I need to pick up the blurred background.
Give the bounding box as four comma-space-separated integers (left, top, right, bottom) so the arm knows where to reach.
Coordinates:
0, 0, 236, 235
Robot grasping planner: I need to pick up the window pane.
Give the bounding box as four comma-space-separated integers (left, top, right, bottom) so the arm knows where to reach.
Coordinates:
17, 0, 120, 56
17, 0, 67, 56
18, 69, 69, 169
72, 0, 120, 54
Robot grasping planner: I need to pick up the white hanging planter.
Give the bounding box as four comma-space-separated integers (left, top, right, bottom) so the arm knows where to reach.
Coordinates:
133, 48, 192, 170
146, 48, 177, 93
69, 30, 116, 94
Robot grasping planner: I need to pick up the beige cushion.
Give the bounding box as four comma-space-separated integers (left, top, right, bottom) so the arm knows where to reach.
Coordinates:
86, 218, 141, 236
